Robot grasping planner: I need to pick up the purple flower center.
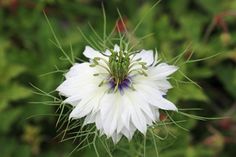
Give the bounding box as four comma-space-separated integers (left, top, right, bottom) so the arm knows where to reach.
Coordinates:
109, 77, 131, 94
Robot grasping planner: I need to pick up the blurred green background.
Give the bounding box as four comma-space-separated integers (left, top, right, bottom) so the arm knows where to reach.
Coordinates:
0, 0, 236, 157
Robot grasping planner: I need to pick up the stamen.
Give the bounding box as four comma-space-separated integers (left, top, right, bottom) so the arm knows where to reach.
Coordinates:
128, 61, 147, 70
91, 46, 150, 93
90, 57, 111, 74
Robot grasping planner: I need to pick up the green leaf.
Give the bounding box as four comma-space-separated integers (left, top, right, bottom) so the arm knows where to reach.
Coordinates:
8, 83, 32, 101
0, 137, 16, 157
216, 64, 236, 98
0, 99, 7, 112
12, 145, 31, 157
189, 66, 214, 78
0, 64, 26, 84
179, 14, 206, 41
0, 108, 22, 133
0, 83, 32, 102
169, 83, 209, 103
195, 0, 223, 14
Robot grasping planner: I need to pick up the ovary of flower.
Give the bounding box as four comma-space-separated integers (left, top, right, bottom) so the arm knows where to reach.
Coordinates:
56, 45, 178, 143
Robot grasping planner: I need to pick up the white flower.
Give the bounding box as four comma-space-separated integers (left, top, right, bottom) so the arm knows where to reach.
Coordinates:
57, 45, 178, 143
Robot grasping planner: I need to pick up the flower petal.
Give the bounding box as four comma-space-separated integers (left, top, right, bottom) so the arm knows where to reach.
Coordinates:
121, 124, 136, 141
100, 93, 120, 136
150, 63, 178, 79
111, 133, 122, 144
122, 93, 147, 134
83, 112, 96, 125
133, 49, 154, 66
128, 91, 155, 122
68, 86, 107, 119
135, 84, 177, 111
83, 46, 104, 59
114, 44, 120, 52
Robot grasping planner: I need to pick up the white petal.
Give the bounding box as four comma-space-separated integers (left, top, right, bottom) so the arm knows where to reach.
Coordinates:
57, 63, 96, 97
135, 84, 177, 111
123, 94, 147, 134
133, 49, 154, 66
155, 79, 172, 90
155, 109, 160, 121
145, 93, 177, 111
57, 63, 108, 100
157, 98, 178, 111
83, 46, 104, 59
83, 113, 96, 125
64, 63, 91, 79
130, 108, 147, 134
111, 133, 122, 144
69, 87, 106, 119
150, 63, 178, 79
128, 91, 155, 121
114, 44, 120, 52
100, 93, 120, 136
57, 77, 96, 98
95, 112, 103, 130
120, 96, 132, 130
121, 124, 136, 141
104, 49, 112, 56
69, 98, 93, 119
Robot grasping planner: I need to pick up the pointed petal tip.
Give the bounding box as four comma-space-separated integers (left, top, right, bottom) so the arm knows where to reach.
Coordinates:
166, 103, 178, 112
136, 125, 147, 135
141, 128, 147, 135
167, 65, 179, 74
55, 86, 60, 92
55, 85, 66, 96
173, 65, 179, 72
69, 112, 78, 120
113, 44, 120, 52
111, 134, 122, 144
133, 49, 154, 66
171, 105, 178, 112
69, 114, 74, 120
168, 105, 178, 112
55, 84, 64, 93
83, 46, 100, 59
83, 46, 91, 55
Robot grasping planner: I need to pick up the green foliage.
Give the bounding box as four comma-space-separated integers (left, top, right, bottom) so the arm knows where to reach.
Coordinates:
0, 38, 33, 156
0, 0, 236, 157
216, 64, 236, 98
